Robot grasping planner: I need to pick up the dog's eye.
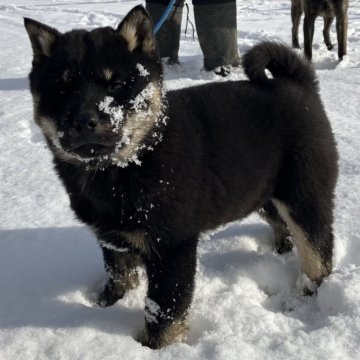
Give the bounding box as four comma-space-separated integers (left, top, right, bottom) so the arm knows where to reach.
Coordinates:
112, 79, 126, 89
103, 69, 113, 81
53, 79, 68, 95
57, 81, 70, 95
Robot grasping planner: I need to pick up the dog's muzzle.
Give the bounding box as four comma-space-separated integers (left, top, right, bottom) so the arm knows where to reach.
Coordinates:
63, 112, 115, 158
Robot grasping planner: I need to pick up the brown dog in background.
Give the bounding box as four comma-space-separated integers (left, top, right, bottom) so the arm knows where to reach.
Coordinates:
291, 0, 349, 60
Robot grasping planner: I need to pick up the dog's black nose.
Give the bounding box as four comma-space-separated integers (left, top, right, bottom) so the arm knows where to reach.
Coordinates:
73, 113, 98, 132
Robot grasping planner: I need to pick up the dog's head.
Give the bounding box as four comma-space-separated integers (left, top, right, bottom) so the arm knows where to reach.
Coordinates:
25, 6, 165, 168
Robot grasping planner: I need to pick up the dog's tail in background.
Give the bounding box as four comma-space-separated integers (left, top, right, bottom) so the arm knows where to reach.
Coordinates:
242, 41, 318, 89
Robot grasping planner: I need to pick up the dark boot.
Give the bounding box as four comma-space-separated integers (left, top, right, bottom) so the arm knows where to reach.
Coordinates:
194, 2, 240, 75
146, 1, 184, 64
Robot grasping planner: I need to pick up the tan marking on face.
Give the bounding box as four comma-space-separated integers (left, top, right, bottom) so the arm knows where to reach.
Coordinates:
36, 115, 58, 139
103, 68, 113, 81
34, 114, 79, 163
111, 82, 163, 165
273, 200, 329, 283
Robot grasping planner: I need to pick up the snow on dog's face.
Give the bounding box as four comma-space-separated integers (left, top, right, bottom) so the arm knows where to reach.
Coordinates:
25, 6, 165, 168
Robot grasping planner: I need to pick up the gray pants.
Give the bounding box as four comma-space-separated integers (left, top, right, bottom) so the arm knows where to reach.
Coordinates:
146, 0, 240, 71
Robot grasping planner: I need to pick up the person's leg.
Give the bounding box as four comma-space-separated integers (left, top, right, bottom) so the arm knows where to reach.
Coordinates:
193, 0, 240, 75
146, 0, 185, 64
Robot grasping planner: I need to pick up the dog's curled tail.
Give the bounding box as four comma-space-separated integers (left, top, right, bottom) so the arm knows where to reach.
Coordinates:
243, 42, 318, 89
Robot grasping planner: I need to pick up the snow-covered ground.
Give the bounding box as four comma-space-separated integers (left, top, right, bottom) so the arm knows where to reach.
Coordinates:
1, 0, 360, 359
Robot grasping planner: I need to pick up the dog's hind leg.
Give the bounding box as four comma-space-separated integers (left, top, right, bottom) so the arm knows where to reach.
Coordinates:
323, 15, 334, 50
272, 198, 334, 288
259, 200, 293, 254
291, 0, 303, 49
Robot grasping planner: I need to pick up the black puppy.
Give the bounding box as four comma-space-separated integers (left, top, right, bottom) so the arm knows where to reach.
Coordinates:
291, 0, 349, 60
25, 6, 338, 349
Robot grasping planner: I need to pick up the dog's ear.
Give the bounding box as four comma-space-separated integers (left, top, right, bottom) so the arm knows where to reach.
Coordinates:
24, 18, 60, 62
117, 5, 156, 57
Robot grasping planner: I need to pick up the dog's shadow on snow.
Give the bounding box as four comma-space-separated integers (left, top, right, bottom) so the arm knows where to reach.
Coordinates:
200, 222, 298, 295
0, 222, 303, 342
0, 226, 144, 337
0, 77, 28, 91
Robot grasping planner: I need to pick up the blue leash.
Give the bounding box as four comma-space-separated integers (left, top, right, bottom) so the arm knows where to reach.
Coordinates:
153, 0, 177, 34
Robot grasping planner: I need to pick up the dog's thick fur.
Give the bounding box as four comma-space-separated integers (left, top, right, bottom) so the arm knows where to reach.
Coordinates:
25, 6, 338, 349
291, 0, 349, 60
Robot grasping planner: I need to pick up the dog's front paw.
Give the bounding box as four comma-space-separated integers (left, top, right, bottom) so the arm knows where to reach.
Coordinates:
137, 328, 163, 349
97, 280, 125, 307
137, 321, 189, 349
97, 271, 140, 307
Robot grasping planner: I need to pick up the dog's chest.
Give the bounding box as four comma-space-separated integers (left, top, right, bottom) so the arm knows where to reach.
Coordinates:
85, 179, 148, 225
72, 167, 170, 230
